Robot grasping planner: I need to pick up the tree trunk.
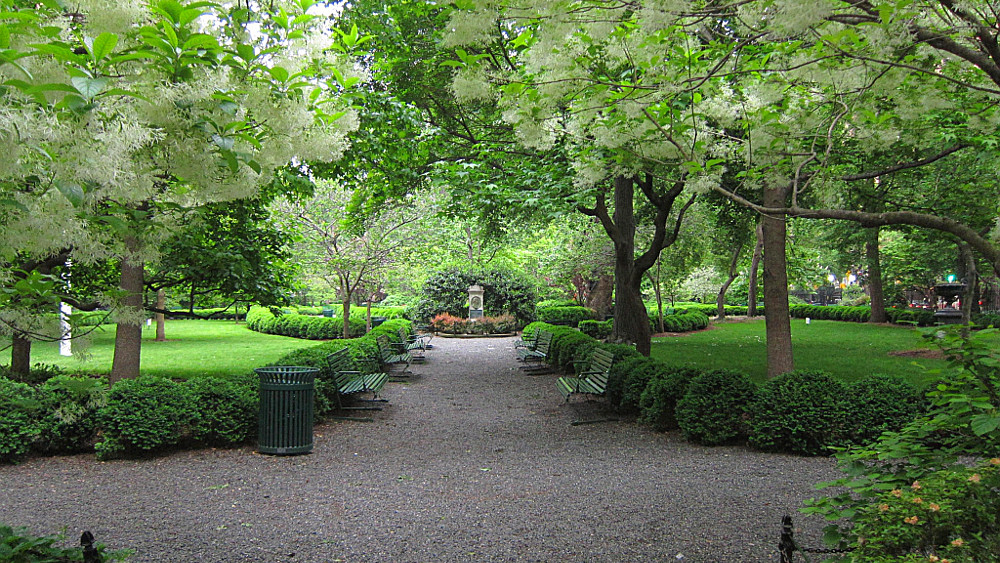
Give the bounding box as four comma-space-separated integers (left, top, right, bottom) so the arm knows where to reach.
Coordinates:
652, 257, 665, 332
717, 241, 743, 320
762, 184, 794, 377
342, 298, 352, 339
866, 228, 887, 323
110, 237, 145, 384
155, 289, 166, 341
610, 176, 652, 355
11, 334, 30, 377
959, 243, 977, 328
586, 274, 613, 319
747, 220, 763, 317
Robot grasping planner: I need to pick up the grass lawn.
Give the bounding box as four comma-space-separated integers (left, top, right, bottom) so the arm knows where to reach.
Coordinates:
1, 320, 319, 380
651, 318, 949, 387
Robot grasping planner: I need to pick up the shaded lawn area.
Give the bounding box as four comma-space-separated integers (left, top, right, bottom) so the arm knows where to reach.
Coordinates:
651, 318, 948, 387
1, 320, 318, 380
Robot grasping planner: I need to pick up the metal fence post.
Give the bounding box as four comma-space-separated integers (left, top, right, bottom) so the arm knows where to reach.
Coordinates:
779, 515, 795, 563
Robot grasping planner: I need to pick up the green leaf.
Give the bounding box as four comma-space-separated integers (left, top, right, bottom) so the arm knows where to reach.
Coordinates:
156, 0, 185, 25
55, 181, 84, 207
182, 33, 218, 52
970, 414, 1000, 436
70, 76, 108, 99
212, 134, 235, 151
89, 32, 118, 61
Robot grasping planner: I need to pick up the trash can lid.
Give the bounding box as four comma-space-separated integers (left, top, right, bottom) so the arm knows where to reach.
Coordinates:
254, 366, 319, 383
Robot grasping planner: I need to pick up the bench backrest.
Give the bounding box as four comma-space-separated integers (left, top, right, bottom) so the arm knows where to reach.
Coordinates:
583, 348, 614, 392
587, 348, 614, 375
375, 334, 400, 357
535, 331, 554, 353
325, 347, 354, 386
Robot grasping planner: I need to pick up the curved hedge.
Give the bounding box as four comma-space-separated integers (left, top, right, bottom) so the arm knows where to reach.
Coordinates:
535, 306, 598, 327
247, 305, 366, 339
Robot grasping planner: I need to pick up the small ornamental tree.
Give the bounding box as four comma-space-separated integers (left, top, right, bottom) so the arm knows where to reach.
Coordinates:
0, 0, 364, 381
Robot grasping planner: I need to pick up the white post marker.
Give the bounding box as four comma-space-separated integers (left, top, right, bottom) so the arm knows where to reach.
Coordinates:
805, 317, 811, 325
59, 302, 72, 356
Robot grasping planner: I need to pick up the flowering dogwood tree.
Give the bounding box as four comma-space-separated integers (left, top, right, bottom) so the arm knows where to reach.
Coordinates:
442, 0, 1000, 373
0, 0, 362, 380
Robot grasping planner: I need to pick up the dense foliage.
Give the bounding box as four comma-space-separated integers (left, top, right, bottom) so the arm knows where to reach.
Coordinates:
413, 268, 536, 326
675, 370, 758, 446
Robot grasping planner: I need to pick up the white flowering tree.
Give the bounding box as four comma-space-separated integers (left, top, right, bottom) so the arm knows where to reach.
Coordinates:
0, 0, 362, 381
442, 0, 1000, 372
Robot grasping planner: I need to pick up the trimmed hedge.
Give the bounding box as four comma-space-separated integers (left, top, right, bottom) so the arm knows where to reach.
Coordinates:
270, 319, 410, 418
845, 374, 926, 446
675, 369, 758, 446
247, 305, 366, 339
746, 370, 851, 456
790, 304, 938, 327
639, 366, 701, 431
579, 319, 612, 339
0, 378, 41, 463
535, 306, 598, 327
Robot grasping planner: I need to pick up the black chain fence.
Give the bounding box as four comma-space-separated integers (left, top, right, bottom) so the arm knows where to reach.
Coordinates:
778, 515, 854, 562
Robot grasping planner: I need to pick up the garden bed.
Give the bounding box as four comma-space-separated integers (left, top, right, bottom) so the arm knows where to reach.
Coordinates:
434, 332, 517, 338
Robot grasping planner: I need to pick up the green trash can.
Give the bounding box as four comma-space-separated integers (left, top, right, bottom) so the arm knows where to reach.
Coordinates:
255, 366, 318, 455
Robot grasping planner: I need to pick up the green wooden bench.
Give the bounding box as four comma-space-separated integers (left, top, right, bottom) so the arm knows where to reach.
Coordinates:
324, 348, 389, 422
397, 327, 429, 363
376, 334, 411, 376
557, 347, 617, 425
516, 330, 552, 362
557, 347, 614, 401
514, 328, 538, 350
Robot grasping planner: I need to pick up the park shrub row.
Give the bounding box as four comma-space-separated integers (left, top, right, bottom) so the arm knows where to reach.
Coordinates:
247, 305, 367, 338
534, 305, 600, 327
524, 322, 927, 456
791, 303, 1000, 328
0, 319, 413, 463
578, 310, 710, 340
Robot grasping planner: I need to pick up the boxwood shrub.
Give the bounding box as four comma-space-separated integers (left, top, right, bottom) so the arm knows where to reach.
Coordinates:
615, 357, 663, 414
247, 305, 367, 339
676, 369, 757, 446
845, 374, 926, 446
746, 370, 850, 456
34, 375, 108, 454
639, 366, 702, 431
579, 319, 612, 339
0, 378, 42, 463
187, 377, 257, 446
95, 376, 198, 459
535, 306, 598, 327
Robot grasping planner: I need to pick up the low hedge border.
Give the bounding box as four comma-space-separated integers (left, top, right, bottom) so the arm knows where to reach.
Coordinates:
0, 320, 414, 463
527, 322, 928, 455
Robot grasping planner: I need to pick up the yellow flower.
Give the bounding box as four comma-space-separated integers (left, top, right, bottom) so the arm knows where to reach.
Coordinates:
990, 458, 1000, 465
878, 503, 890, 512
912, 497, 923, 504
968, 473, 981, 484
904, 516, 919, 525
911, 480, 922, 490
928, 556, 940, 562
929, 503, 940, 512
891, 489, 903, 497
951, 538, 964, 547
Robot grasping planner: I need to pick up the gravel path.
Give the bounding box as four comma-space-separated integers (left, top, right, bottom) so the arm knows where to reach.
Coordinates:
0, 336, 843, 562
